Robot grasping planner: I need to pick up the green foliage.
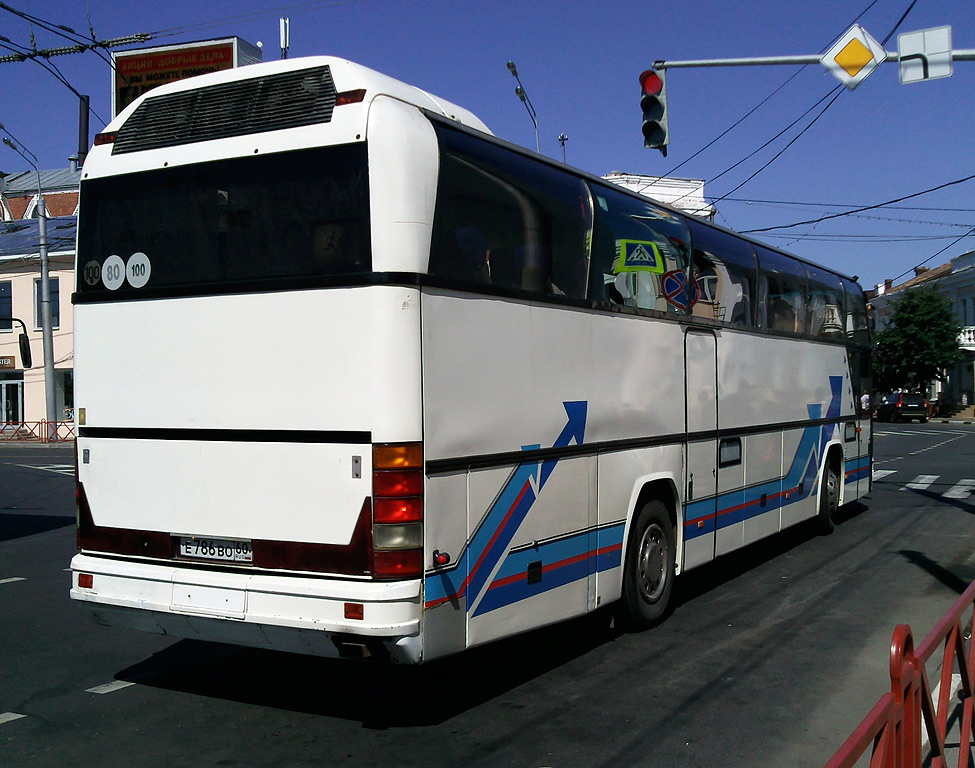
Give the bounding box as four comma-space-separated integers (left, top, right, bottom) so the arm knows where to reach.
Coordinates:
873, 286, 961, 393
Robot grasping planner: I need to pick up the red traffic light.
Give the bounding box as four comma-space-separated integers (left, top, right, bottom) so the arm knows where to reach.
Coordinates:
639, 69, 663, 96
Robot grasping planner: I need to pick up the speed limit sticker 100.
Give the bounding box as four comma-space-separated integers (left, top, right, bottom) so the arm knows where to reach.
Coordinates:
85, 252, 152, 291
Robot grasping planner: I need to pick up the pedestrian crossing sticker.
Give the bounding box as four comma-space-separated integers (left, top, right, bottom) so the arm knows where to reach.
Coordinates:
615, 240, 665, 274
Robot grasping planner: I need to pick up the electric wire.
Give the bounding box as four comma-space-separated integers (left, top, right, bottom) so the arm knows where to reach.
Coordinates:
664, 0, 884, 178
740, 173, 975, 234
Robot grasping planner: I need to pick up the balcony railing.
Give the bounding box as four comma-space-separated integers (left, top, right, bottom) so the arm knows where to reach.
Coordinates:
961, 326, 975, 350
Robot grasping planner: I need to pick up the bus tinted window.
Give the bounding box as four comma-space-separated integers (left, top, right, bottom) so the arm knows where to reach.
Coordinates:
805, 266, 845, 339
589, 184, 691, 313
685, 218, 756, 326
842, 278, 870, 347
756, 246, 806, 334
77, 144, 369, 297
429, 125, 591, 299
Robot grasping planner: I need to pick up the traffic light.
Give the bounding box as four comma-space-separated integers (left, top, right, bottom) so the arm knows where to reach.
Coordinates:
640, 68, 669, 156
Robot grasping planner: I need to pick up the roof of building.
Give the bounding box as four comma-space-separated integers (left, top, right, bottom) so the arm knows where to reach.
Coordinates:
0, 216, 77, 259
882, 262, 953, 295
0, 167, 82, 195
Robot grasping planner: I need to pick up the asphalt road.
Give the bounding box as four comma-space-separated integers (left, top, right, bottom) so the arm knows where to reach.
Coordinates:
2, 424, 975, 768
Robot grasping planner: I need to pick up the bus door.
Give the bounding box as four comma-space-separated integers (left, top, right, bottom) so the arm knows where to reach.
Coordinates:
683, 330, 718, 570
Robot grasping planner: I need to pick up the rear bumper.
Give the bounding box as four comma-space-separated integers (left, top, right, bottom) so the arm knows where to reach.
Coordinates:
69, 552, 423, 663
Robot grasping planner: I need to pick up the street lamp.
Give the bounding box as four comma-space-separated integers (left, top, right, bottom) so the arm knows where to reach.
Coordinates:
506, 61, 539, 154
1, 124, 58, 442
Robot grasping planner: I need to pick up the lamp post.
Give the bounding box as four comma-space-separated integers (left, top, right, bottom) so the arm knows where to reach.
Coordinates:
1, 126, 58, 442
506, 61, 539, 154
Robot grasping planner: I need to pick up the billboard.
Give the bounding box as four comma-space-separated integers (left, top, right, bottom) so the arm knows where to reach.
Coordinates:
112, 37, 262, 117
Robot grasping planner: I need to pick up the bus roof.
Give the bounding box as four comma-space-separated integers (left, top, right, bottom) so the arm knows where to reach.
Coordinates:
106, 55, 493, 137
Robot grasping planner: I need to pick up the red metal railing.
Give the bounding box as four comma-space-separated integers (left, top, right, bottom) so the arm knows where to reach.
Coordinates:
825, 578, 975, 768
0, 421, 75, 442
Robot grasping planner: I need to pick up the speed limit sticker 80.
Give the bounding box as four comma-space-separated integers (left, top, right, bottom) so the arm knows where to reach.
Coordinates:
85, 252, 151, 290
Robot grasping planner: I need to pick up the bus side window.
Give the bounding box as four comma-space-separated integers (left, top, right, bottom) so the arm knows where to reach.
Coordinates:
429, 124, 591, 300
805, 266, 845, 338
684, 218, 757, 326
587, 182, 691, 313
756, 246, 806, 334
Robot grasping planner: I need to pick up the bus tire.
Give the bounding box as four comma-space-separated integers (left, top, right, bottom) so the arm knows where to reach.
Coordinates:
818, 461, 840, 535
619, 499, 675, 629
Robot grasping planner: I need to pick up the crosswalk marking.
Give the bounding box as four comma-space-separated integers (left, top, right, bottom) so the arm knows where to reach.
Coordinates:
903, 475, 940, 491
872, 470, 975, 500
944, 479, 975, 500
0, 712, 26, 725
86, 680, 136, 695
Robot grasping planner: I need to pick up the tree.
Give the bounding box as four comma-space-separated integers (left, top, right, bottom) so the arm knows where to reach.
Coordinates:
873, 286, 961, 393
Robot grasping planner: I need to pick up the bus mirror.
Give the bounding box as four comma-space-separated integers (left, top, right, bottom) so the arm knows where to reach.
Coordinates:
19, 332, 32, 369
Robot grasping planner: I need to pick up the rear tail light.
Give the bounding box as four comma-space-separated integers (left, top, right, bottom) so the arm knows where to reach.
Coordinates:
335, 88, 366, 106
93, 131, 117, 146
372, 443, 423, 580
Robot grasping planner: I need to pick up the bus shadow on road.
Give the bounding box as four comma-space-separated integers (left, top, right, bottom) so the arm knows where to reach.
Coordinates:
0, 512, 75, 542
112, 503, 872, 727
673, 502, 869, 608
114, 608, 622, 727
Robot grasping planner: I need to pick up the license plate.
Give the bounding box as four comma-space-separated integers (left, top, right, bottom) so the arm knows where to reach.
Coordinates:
178, 537, 253, 563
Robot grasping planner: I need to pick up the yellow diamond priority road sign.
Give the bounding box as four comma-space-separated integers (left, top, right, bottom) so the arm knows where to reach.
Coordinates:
822, 24, 887, 90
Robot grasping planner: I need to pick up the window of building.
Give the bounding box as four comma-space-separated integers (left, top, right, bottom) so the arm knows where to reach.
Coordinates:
0, 281, 11, 332
34, 276, 60, 330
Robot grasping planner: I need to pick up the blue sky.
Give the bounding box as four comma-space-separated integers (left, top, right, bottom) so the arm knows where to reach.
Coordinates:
1, 0, 973, 291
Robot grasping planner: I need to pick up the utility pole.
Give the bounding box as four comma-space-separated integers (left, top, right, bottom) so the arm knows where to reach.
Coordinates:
1, 127, 58, 442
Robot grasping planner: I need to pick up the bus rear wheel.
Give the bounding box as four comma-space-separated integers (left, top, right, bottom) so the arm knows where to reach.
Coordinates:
619, 499, 675, 629
818, 461, 840, 535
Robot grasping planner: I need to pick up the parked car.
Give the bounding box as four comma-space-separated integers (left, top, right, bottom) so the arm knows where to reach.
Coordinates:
876, 392, 929, 423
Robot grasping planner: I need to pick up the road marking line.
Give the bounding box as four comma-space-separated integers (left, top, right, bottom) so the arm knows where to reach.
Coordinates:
0, 712, 26, 725
86, 680, 136, 695
0, 577, 26, 585
872, 469, 897, 481
13, 463, 74, 476
902, 475, 939, 491
943, 480, 975, 500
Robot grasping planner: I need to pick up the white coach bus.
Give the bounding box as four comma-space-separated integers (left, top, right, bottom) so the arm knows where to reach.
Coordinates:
69, 56, 872, 664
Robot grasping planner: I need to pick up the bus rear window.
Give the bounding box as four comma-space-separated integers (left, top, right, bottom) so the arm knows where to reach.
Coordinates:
76, 144, 369, 299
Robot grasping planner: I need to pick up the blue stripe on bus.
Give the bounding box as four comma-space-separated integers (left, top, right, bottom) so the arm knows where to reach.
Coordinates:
472, 524, 625, 617
684, 376, 848, 541
424, 402, 587, 611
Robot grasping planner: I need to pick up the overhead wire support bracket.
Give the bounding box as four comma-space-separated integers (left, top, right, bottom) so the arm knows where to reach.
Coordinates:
0, 32, 151, 64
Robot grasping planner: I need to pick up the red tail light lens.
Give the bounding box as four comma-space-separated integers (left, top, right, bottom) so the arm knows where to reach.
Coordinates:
93, 131, 117, 146
373, 469, 423, 497
373, 549, 424, 579
374, 497, 423, 523
372, 443, 423, 580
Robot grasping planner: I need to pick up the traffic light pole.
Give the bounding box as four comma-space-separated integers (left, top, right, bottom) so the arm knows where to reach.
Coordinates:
652, 49, 975, 70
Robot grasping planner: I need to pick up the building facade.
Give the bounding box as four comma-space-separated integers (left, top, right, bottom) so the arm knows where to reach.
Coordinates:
0, 166, 79, 435
868, 251, 975, 409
